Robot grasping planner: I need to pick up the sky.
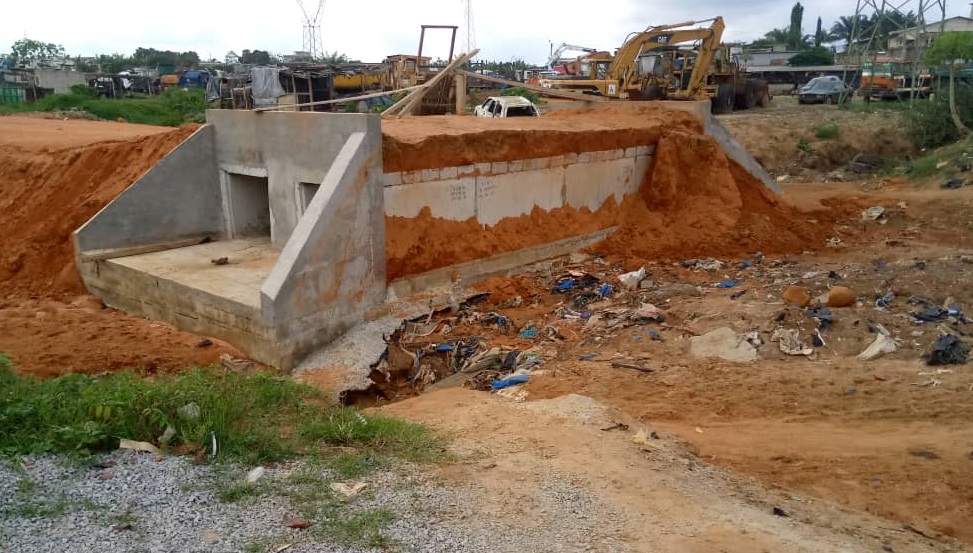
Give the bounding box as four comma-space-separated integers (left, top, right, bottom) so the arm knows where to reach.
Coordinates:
3, 0, 972, 64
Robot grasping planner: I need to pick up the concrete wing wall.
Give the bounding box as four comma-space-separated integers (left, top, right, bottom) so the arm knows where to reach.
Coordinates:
73, 125, 223, 261
206, 110, 377, 247
260, 130, 386, 369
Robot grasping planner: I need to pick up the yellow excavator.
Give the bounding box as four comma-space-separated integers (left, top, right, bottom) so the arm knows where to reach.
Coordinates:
538, 17, 770, 113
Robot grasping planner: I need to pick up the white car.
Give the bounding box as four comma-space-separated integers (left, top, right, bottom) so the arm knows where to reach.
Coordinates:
474, 96, 540, 118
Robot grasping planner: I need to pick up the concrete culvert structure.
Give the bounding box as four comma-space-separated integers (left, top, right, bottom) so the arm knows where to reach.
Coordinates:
72, 102, 816, 371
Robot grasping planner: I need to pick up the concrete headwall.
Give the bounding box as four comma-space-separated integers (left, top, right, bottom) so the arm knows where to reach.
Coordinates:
261, 130, 386, 368
207, 110, 377, 247
74, 126, 223, 260
384, 146, 654, 225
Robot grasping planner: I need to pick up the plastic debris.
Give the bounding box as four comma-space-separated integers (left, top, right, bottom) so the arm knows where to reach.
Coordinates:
553, 279, 576, 293
618, 267, 646, 290
648, 329, 662, 341
772, 328, 813, 356
246, 467, 266, 484
913, 306, 949, 323
519, 326, 538, 339
330, 482, 368, 498
941, 178, 964, 189
632, 303, 665, 323
875, 291, 895, 309
579, 353, 598, 361
805, 306, 833, 328
858, 325, 899, 360
491, 374, 530, 390
923, 334, 969, 366
118, 439, 161, 455
715, 279, 739, 288
598, 283, 613, 297
683, 259, 724, 272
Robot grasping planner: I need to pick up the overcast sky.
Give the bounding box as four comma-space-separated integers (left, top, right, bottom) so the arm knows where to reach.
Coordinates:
3, 0, 972, 64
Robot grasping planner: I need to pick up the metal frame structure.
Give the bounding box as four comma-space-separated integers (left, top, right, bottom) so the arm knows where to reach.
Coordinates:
843, 0, 947, 100
297, 0, 326, 61
462, 0, 477, 54
418, 25, 459, 62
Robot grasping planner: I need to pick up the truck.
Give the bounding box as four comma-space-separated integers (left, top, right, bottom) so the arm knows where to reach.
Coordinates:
536, 17, 769, 113
860, 57, 931, 101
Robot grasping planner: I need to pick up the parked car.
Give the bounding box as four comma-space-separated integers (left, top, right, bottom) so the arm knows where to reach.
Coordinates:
474, 96, 540, 118
797, 77, 854, 104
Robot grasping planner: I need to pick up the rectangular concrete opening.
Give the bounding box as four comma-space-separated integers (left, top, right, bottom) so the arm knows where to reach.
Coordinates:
226, 173, 271, 238
298, 181, 321, 214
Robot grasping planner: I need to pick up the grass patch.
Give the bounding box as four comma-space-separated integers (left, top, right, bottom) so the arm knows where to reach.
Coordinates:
326, 508, 397, 549
813, 123, 840, 140
838, 99, 916, 114
0, 360, 445, 465
0, 88, 207, 126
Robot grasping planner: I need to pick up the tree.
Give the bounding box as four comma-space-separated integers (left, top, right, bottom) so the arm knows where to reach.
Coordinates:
321, 51, 350, 64
96, 54, 134, 73
830, 15, 870, 49
10, 38, 65, 66
239, 49, 272, 65
788, 2, 805, 50
132, 47, 199, 69
788, 46, 835, 66
925, 31, 973, 135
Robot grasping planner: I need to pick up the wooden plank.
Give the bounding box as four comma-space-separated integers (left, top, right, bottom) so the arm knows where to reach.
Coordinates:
384, 49, 480, 118
79, 236, 213, 263
252, 85, 425, 112
455, 72, 467, 115
454, 69, 609, 102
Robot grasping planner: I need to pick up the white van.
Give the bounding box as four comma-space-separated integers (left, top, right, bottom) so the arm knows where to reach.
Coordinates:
473, 96, 540, 118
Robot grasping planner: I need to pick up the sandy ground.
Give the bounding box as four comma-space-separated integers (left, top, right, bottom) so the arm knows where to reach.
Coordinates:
3, 109, 973, 549
382, 388, 966, 553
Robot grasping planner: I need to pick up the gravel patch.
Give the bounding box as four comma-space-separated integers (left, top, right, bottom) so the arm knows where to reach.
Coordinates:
0, 453, 631, 553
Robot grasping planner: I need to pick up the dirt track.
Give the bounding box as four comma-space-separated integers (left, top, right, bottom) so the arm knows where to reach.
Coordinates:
2, 108, 972, 549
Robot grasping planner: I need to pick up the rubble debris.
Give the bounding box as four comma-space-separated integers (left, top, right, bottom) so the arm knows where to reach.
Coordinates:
783, 286, 811, 307
940, 178, 964, 189
847, 153, 885, 174
682, 259, 724, 272
690, 327, 758, 362
210, 257, 229, 266
923, 334, 969, 366
826, 286, 856, 308
861, 206, 886, 222
632, 303, 665, 323
772, 328, 813, 356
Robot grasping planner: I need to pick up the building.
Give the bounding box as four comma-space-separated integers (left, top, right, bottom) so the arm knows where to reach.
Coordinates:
887, 15, 973, 61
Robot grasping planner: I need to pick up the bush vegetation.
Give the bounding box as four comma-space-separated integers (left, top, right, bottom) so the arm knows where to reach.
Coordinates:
0, 356, 443, 465
0, 88, 208, 126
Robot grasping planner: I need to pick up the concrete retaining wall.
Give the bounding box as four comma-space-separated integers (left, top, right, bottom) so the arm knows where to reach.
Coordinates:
207, 110, 377, 247
384, 146, 654, 225
261, 131, 387, 368
74, 125, 223, 260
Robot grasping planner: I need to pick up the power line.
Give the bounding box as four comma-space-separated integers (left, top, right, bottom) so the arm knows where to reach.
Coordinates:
297, 0, 326, 60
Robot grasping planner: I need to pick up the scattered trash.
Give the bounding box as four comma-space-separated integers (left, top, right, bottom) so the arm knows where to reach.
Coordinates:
179, 402, 201, 420
610, 362, 654, 374
682, 259, 724, 272
210, 257, 229, 265
812, 330, 826, 347
941, 178, 964, 189
805, 306, 833, 328
598, 283, 613, 297
730, 290, 747, 300
923, 334, 969, 366
283, 516, 314, 529
647, 329, 662, 341
772, 507, 789, 518
618, 267, 646, 290
246, 466, 266, 484
913, 305, 950, 323
690, 327, 758, 362
118, 439, 161, 455
844, 386, 857, 395
715, 279, 739, 288
579, 354, 598, 361
908, 448, 940, 460
858, 325, 899, 361
491, 375, 530, 390
861, 206, 886, 221
632, 303, 665, 323
195, 338, 213, 348
743, 331, 763, 349
330, 482, 368, 498
875, 291, 895, 309
600, 422, 629, 432
519, 326, 538, 339
740, 260, 752, 269
772, 328, 813, 356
